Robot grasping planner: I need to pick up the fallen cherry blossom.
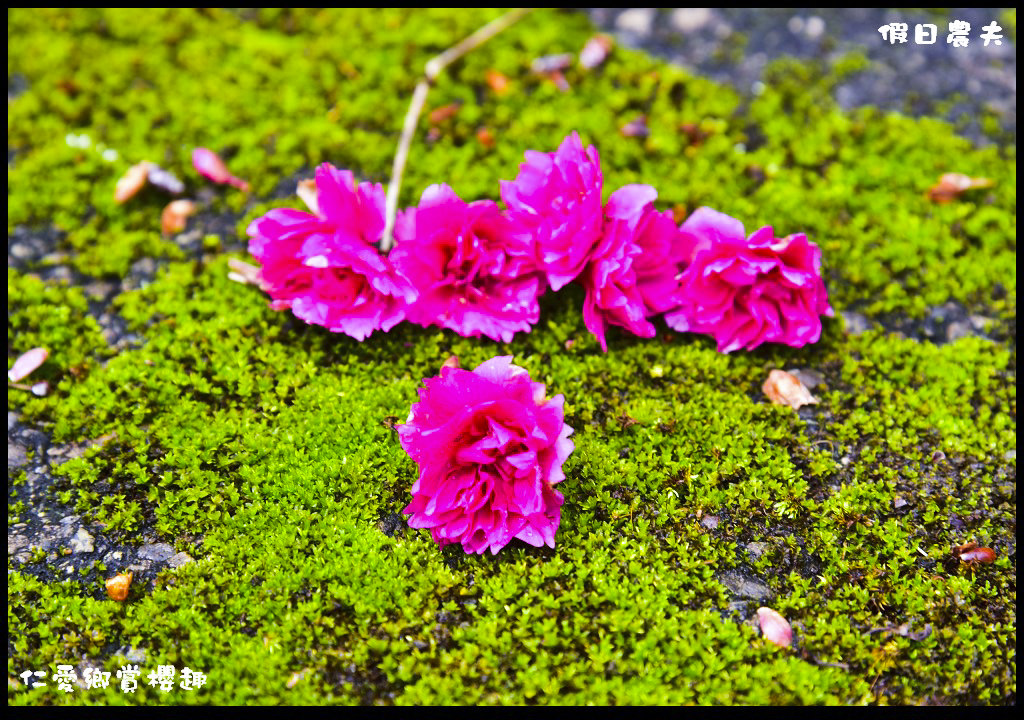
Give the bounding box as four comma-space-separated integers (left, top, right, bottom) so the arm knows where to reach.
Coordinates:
757, 607, 793, 648
763, 369, 819, 409
8, 347, 48, 382
192, 147, 250, 192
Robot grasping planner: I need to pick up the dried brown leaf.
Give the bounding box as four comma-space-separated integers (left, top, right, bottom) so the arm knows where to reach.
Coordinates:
105, 571, 133, 602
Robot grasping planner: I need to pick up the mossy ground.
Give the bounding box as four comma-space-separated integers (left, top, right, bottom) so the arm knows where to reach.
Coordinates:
7, 8, 1016, 705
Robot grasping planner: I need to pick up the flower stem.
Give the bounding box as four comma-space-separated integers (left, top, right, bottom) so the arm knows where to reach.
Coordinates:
380, 8, 533, 252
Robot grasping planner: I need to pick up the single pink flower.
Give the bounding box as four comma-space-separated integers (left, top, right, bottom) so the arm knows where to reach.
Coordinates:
192, 147, 250, 192
500, 131, 604, 291
665, 207, 833, 353
246, 163, 413, 340
582, 184, 688, 351
390, 184, 542, 343
400, 356, 575, 555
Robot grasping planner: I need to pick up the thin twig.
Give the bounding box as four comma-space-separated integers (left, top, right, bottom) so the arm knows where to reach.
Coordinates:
380, 8, 533, 252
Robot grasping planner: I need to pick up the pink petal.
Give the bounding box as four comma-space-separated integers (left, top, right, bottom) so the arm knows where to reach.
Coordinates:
8, 347, 49, 382
31, 381, 49, 397
757, 607, 793, 648
193, 147, 250, 192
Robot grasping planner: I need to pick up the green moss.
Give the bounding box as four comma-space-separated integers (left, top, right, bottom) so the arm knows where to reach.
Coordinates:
8, 8, 1016, 706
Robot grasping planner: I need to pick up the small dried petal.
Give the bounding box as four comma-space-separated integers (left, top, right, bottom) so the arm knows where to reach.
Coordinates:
546, 71, 570, 92
620, 115, 649, 138
428, 102, 461, 125
757, 607, 793, 648
928, 172, 994, 203
485, 69, 510, 96
8, 347, 49, 382
476, 127, 496, 149
146, 164, 185, 194
105, 571, 133, 602
30, 381, 49, 397
531, 53, 573, 73
160, 199, 197, 236
296, 178, 319, 217
114, 162, 152, 204
958, 546, 996, 564
192, 147, 250, 192
579, 34, 614, 69
441, 355, 460, 370
227, 258, 263, 287
763, 369, 819, 409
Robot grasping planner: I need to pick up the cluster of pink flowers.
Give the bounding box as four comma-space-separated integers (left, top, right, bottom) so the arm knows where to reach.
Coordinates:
246, 131, 832, 353
243, 133, 835, 555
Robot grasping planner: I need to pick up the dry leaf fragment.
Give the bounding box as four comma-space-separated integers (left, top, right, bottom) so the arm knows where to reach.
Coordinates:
106, 571, 133, 602
296, 178, 319, 216
8, 347, 49, 382
579, 34, 614, 69
957, 545, 996, 564
928, 172, 994, 203
428, 102, 461, 125
114, 161, 153, 203
757, 607, 793, 648
763, 369, 819, 409
160, 199, 197, 236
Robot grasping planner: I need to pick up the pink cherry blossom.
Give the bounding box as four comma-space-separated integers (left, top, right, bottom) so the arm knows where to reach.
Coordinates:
400, 356, 575, 555
582, 184, 688, 351
246, 163, 413, 340
665, 207, 833, 353
500, 131, 604, 291
390, 184, 543, 343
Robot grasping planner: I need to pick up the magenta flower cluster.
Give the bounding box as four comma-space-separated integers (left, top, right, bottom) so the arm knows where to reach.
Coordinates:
399, 356, 574, 555
246, 131, 832, 353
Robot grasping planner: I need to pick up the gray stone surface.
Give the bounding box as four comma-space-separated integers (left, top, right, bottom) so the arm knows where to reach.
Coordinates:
719, 570, 774, 601
69, 527, 95, 554
168, 551, 195, 568
138, 542, 175, 562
